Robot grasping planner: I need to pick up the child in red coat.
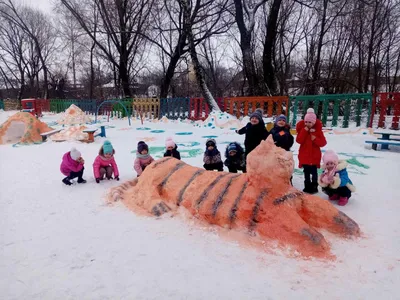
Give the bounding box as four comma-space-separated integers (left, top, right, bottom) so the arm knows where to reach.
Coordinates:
296, 108, 327, 194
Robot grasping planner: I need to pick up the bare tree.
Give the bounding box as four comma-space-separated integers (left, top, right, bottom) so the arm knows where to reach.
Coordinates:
61, 0, 155, 97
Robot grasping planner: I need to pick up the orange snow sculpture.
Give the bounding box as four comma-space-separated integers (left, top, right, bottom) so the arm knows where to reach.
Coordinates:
109, 136, 360, 258
0, 112, 53, 145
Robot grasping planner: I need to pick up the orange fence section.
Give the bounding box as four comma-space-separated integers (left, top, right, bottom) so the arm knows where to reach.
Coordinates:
223, 96, 289, 119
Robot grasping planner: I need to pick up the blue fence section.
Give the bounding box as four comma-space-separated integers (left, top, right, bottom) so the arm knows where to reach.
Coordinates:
159, 97, 190, 120
0, 99, 4, 110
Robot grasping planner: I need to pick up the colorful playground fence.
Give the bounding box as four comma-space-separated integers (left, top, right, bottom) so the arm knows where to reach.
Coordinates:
4, 93, 399, 129
370, 93, 400, 129
289, 94, 372, 128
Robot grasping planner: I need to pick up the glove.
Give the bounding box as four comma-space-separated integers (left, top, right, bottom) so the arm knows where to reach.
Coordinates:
115, 176, 119, 181
96, 178, 100, 183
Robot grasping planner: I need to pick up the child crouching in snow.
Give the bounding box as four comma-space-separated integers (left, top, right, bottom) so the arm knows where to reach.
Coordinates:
93, 140, 119, 183
203, 138, 223, 171
318, 150, 356, 206
134, 141, 154, 177
224, 142, 246, 173
164, 137, 181, 160
60, 147, 86, 185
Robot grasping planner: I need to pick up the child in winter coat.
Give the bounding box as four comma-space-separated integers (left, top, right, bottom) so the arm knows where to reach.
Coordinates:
224, 142, 246, 173
270, 114, 294, 151
296, 108, 327, 194
236, 108, 269, 157
134, 141, 154, 177
93, 140, 120, 183
318, 150, 356, 206
60, 147, 86, 186
164, 137, 181, 160
271, 114, 294, 185
203, 138, 224, 171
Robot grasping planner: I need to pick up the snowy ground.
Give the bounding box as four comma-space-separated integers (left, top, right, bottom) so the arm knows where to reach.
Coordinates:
1, 110, 400, 299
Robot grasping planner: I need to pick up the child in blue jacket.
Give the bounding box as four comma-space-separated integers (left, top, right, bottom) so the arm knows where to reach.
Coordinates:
318, 150, 356, 206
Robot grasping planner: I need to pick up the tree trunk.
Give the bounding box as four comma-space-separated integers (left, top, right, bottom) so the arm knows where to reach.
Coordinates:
160, 33, 187, 99
262, 0, 282, 96
364, 1, 379, 93
89, 41, 95, 99
180, 0, 220, 111
233, 0, 262, 96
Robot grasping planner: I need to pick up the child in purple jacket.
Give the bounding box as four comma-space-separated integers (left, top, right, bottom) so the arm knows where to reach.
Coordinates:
134, 141, 154, 177
60, 147, 86, 185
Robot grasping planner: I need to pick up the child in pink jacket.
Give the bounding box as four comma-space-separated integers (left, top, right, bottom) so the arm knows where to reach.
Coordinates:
134, 141, 154, 177
93, 140, 120, 183
60, 147, 86, 186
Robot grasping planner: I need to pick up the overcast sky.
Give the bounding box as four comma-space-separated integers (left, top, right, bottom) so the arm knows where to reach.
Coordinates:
22, 0, 52, 13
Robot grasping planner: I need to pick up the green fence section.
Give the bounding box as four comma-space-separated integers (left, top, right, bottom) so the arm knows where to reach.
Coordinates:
49, 99, 79, 113
289, 94, 372, 128
0, 99, 4, 110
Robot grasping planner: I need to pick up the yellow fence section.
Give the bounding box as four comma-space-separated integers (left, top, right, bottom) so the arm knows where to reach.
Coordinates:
132, 98, 160, 119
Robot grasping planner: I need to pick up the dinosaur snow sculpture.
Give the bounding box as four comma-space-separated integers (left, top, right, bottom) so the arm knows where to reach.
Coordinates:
109, 135, 360, 258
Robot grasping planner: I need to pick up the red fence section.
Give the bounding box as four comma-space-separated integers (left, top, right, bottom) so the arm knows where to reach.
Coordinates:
371, 93, 400, 129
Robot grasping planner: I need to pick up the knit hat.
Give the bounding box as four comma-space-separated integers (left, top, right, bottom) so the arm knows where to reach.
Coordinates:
165, 137, 175, 148
227, 143, 237, 153
137, 141, 149, 153
322, 150, 339, 165
275, 114, 287, 124
70, 148, 81, 161
250, 108, 263, 122
206, 138, 216, 148
304, 108, 317, 125
102, 140, 113, 154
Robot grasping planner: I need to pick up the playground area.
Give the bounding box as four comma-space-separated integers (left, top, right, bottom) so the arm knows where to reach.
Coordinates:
0, 105, 400, 299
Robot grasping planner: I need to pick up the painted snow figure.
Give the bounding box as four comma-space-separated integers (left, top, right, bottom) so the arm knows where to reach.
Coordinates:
224, 142, 246, 173
109, 135, 360, 258
318, 150, 356, 206
203, 138, 223, 171
60, 147, 86, 185
236, 108, 269, 157
296, 108, 327, 194
134, 141, 154, 177
93, 140, 120, 183
164, 137, 181, 160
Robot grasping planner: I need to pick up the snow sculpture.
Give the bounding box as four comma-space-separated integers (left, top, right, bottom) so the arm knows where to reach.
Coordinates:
0, 112, 53, 145
57, 104, 92, 125
109, 135, 360, 258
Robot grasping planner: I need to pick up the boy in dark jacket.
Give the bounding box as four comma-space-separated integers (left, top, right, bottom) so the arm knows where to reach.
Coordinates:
224, 142, 246, 173
236, 108, 269, 157
203, 138, 223, 171
164, 137, 181, 160
271, 114, 294, 185
270, 114, 294, 151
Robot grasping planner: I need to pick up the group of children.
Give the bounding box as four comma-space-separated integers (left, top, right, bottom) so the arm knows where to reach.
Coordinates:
60, 108, 355, 206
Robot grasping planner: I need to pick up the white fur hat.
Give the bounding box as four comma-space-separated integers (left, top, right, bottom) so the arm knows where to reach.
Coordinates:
70, 148, 81, 161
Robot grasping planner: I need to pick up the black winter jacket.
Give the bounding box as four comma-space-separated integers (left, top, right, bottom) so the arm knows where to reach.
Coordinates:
270, 125, 294, 151
237, 122, 269, 155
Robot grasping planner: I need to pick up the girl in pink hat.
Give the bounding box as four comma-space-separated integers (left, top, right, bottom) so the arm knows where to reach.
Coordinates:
163, 137, 181, 160
318, 150, 356, 206
296, 108, 327, 194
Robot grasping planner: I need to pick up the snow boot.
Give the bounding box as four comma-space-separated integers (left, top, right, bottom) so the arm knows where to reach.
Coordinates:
62, 177, 72, 186
329, 194, 339, 201
302, 181, 311, 193
309, 182, 319, 194
338, 197, 349, 206
77, 178, 87, 184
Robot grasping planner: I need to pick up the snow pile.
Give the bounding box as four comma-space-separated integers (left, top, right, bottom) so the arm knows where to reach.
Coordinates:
198, 111, 242, 129
57, 104, 92, 125
50, 125, 89, 142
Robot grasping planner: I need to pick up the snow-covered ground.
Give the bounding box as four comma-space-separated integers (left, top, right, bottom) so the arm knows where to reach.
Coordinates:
1, 110, 400, 299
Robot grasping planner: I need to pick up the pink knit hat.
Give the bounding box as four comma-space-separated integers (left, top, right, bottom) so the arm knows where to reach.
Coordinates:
304, 108, 317, 125
165, 137, 175, 148
322, 150, 339, 165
